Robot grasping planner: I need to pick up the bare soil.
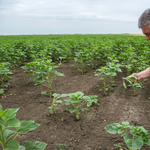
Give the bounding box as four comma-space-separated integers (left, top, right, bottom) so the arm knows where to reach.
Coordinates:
1, 60, 150, 150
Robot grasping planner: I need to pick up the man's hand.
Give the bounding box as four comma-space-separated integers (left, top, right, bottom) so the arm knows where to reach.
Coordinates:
130, 73, 141, 82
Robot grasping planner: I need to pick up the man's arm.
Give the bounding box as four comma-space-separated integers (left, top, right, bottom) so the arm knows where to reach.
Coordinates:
132, 67, 150, 80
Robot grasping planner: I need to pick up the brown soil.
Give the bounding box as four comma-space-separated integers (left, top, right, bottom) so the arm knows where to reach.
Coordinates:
1, 60, 150, 150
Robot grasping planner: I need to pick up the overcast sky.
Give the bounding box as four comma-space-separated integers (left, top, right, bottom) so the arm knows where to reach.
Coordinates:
0, 0, 149, 35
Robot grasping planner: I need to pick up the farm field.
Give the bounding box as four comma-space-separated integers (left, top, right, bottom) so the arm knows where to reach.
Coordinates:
1, 34, 150, 150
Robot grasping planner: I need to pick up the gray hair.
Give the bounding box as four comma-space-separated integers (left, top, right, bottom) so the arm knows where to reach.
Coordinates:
138, 8, 150, 28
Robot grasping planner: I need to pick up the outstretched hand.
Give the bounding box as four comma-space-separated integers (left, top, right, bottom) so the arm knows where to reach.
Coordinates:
130, 73, 141, 82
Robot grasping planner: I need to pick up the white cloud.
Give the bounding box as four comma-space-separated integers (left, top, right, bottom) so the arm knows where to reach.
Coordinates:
0, 0, 149, 34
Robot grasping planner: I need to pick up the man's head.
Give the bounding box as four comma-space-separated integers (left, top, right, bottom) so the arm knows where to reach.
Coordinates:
138, 8, 150, 40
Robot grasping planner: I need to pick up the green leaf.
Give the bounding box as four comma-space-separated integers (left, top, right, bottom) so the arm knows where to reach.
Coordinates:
0, 89, 4, 94
55, 72, 65, 77
55, 100, 62, 104
122, 121, 129, 126
24, 141, 47, 150
7, 140, 19, 150
7, 118, 20, 128
60, 94, 68, 97
123, 133, 143, 149
36, 69, 45, 74
109, 72, 116, 76
3, 129, 16, 140
19, 145, 25, 150
64, 100, 72, 105
145, 139, 150, 146
2, 108, 19, 119
123, 79, 127, 89
16, 120, 40, 134
118, 129, 124, 134
86, 102, 93, 107
70, 99, 81, 103
0, 118, 5, 128
0, 104, 3, 113
41, 91, 47, 95
105, 123, 120, 134
80, 107, 88, 112
33, 76, 44, 82
66, 108, 76, 113
21, 65, 30, 70
52, 93, 60, 98
116, 68, 122, 72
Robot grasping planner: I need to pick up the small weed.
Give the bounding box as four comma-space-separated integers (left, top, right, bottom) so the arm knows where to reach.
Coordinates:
55, 143, 68, 150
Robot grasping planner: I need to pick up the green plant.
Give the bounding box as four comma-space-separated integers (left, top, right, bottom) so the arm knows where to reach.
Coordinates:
105, 121, 150, 150
0, 104, 47, 150
123, 76, 142, 95
56, 56, 67, 68
95, 67, 110, 95
74, 49, 90, 74
106, 60, 122, 92
55, 143, 68, 150
48, 93, 66, 115
64, 91, 98, 120
41, 91, 47, 95
21, 59, 65, 97
0, 62, 13, 95
119, 46, 137, 76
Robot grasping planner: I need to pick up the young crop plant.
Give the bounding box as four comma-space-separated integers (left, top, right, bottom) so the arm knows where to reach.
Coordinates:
74, 49, 90, 74
0, 62, 13, 95
0, 104, 47, 150
64, 91, 98, 120
123, 76, 142, 96
106, 58, 122, 92
105, 121, 150, 150
48, 93, 66, 115
87, 46, 102, 69
119, 46, 137, 76
137, 56, 149, 72
55, 143, 68, 150
95, 67, 112, 95
21, 59, 65, 97
56, 56, 67, 69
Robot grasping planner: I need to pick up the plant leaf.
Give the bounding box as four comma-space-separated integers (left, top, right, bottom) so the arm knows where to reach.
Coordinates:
66, 108, 76, 113
16, 120, 40, 134
3, 129, 16, 140
55, 100, 62, 104
7, 118, 20, 128
0, 89, 4, 94
123, 79, 127, 89
145, 139, 150, 146
24, 141, 47, 150
105, 123, 120, 134
123, 133, 143, 149
19, 145, 25, 150
7, 140, 19, 150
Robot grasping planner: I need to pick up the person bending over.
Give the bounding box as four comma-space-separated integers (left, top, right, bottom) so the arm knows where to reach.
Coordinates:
132, 8, 150, 80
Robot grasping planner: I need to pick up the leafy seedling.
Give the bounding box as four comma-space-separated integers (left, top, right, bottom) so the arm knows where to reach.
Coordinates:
64, 91, 98, 120
55, 143, 68, 150
105, 121, 150, 150
95, 67, 110, 95
0, 104, 47, 150
41, 90, 47, 95
48, 93, 66, 115
56, 56, 66, 68
123, 76, 142, 95
21, 59, 65, 97
0, 62, 13, 95
106, 61, 122, 92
